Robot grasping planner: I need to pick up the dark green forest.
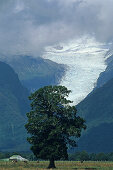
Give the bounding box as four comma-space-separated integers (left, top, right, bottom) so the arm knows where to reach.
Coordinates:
0, 61, 29, 151
77, 77, 113, 152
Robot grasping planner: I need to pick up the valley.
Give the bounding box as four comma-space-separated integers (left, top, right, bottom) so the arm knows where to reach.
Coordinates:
42, 36, 112, 104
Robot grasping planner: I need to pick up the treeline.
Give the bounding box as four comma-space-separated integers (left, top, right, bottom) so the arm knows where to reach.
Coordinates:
1, 151, 113, 161
69, 151, 113, 161
0, 152, 37, 161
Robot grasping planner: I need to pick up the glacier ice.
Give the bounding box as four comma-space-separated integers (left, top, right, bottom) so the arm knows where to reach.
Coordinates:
42, 36, 111, 105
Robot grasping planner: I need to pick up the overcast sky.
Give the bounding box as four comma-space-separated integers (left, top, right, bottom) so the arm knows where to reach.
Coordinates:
0, 0, 113, 56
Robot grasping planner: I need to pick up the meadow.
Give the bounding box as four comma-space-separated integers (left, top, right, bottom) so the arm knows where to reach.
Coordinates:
0, 161, 113, 170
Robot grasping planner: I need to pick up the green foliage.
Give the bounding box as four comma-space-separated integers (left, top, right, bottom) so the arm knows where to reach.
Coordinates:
78, 151, 89, 161
69, 151, 113, 161
25, 85, 86, 163
1, 151, 113, 162
95, 153, 108, 161
69, 151, 89, 161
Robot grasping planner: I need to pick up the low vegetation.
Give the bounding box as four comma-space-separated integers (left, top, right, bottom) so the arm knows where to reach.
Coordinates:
0, 161, 113, 169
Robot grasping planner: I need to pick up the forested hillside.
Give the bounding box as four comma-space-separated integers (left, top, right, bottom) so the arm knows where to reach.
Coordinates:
0, 61, 29, 151
77, 77, 113, 152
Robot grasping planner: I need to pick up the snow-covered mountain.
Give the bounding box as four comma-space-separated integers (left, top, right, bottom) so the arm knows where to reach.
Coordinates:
42, 36, 112, 105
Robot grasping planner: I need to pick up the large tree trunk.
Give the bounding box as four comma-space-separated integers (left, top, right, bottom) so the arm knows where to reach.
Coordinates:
48, 157, 56, 169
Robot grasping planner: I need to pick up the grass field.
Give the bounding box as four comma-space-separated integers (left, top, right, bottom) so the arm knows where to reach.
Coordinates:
0, 161, 113, 170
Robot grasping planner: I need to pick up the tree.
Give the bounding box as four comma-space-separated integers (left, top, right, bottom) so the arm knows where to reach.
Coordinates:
96, 153, 108, 161
25, 85, 86, 168
78, 151, 89, 161
69, 151, 89, 161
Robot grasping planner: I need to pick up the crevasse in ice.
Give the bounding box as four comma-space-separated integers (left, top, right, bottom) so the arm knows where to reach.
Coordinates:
42, 36, 111, 105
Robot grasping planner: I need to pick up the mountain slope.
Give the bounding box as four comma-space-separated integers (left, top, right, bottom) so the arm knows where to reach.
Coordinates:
1, 55, 65, 91
0, 61, 29, 151
42, 37, 109, 104
76, 78, 113, 152
96, 54, 113, 88
77, 123, 113, 153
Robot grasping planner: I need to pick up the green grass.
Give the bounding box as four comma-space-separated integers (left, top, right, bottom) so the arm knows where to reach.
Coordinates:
0, 161, 113, 170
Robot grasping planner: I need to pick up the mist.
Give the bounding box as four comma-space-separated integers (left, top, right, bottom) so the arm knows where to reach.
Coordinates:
0, 0, 113, 56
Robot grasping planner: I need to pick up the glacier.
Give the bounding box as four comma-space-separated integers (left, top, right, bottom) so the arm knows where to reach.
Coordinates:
42, 36, 111, 105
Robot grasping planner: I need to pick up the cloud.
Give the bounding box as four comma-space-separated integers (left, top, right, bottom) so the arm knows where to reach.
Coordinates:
0, 0, 113, 56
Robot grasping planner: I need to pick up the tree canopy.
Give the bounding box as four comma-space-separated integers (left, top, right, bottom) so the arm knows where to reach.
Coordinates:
25, 85, 86, 168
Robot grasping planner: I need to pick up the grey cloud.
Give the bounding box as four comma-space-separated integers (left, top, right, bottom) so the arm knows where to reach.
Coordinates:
0, 0, 113, 57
